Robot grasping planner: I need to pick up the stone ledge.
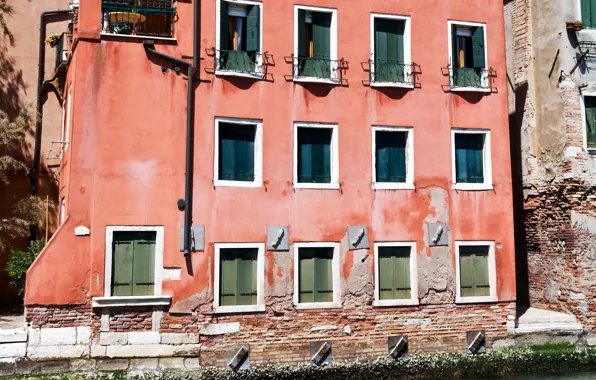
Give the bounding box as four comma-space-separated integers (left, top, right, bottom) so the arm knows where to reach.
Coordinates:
0, 343, 27, 358
199, 322, 240, 336
104, 344, 200, 358
27, 345, 89, 360
0, 330, 27, 344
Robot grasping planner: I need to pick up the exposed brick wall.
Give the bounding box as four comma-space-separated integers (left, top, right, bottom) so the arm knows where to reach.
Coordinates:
26, 304, 92, 328
109, 307, 153, 332
160, 313, 198, 334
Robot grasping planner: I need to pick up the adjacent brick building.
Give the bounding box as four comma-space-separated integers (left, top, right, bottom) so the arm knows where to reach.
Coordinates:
19, 0, 515, 366
505, 0, 596, 331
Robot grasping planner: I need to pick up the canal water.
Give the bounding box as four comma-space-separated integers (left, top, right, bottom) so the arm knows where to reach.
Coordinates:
509, 374, 596, 379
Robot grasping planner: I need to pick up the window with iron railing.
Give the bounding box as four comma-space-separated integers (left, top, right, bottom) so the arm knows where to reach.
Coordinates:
101, 0, 176, 38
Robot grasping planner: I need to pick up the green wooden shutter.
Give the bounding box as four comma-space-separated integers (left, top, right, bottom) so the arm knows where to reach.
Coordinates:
472, 26, 485, 69
582, 0, 596, 29
299, 250, 315, 303
451, 24, 459, 68
132, 231, 156, 296
585, 96, 596, 149
455, 136, 468, 183
376, 131, 406, 183
236, 249, 257, 306
460, 246, 490, 297
387, 20, 404, 82
219, 124, 236, 181
374, 19, 389, 82
314, 249, 333, 302
220, 249, 237, 306
378, 251, 394, 300
394, 252, 411, 300
297, 9, 306, 58
378, 247, 411, 300
298, 128, 331, 184
219, 123, 255, 182
591, 0, 596, 30
473, 253, 490, 296
312, 12, 331, 78
459, 253, 474, 297
220, 0, 229, 50
466, 135, 485, 184
246, 5, 260, 52
112, 232, 135, 296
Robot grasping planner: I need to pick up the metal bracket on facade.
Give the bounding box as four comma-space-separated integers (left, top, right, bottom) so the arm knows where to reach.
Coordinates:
179, 225, 204, 252
226, 344, 250, 371
467, 331, 486, 354
267, 226, 289, 251
388, 336, 409, 360
347, 225, 369, 250
310, 341, 332, 366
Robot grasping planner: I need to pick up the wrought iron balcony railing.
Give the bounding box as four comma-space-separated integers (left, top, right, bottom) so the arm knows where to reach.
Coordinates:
286, 55, 347, 83
368, 60, 420, 86
102, 1, 176, 38
54, 33, 67, 71
444, 66, 496, 91
208, 49, 271, 77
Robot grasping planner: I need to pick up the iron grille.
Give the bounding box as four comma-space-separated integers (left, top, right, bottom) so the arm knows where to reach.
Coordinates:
209, 49, 270, 76
287, 55, 347, 82
369, 60, 420, 86
102, 1, 176, 38
445, 66, 496, 91
54, 33, 66, 71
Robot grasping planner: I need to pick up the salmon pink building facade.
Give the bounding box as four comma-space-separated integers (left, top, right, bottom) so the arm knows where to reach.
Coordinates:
22, 0, 515, 367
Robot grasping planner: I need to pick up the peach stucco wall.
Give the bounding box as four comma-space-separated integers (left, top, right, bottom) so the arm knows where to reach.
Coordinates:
25, 0, 515, 306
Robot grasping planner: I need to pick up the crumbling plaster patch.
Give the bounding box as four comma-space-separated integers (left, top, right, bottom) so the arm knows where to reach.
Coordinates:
265, 249, 293, 313
341, 235, 374, 307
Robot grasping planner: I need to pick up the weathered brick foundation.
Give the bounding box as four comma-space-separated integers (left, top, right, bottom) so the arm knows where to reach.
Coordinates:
26, 304, 92, 329
109, 307, 153, 332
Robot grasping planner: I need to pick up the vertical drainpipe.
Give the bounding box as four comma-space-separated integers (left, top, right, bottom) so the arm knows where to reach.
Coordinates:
31, 9, 71, 241
183, 0, 200, 257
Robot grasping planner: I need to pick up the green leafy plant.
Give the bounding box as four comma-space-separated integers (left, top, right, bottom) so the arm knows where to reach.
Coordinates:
44, 33, 61, 48
5, 239, 44, 295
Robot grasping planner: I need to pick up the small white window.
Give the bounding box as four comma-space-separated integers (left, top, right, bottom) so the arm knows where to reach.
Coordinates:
293, 5, 338, 83
451, 129, 492, 191
214, 243, 265, 314
373, 242, 418, 307
293, 122, 339, 190
370, 14, 412, 88
293, 242, 341, 309
371, 126, 414, 190
455, 241, 497, 304
447, 21, 490, 92
215, 0, 264, 78
213, 117, 263, 188
580, 93, 596, 153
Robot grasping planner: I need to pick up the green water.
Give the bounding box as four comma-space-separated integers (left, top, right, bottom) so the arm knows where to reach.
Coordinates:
511, 374, 596, 380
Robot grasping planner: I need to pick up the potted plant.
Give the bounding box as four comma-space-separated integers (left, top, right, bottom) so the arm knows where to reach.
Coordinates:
108, 2, 145, 35
566, 21, 583, 31
44, 33, 61, 48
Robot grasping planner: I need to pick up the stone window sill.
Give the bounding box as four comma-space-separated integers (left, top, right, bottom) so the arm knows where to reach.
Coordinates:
92, 295, 172, 308
455, 295, 498, 304
213, 305, 266, 314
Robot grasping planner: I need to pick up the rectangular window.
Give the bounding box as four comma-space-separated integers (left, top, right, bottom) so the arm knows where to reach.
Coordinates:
371, 14, 411, 85
582, 0, 596, 29
294, 123, 339, 189
214, 118, 262, 187
448, 21, 488, 90
293, 242, 341, 309
374, 242, 418, 306
451, 129, 492, 191
111, 231, 157, 297
294, 6, 337, 81
582, 95, 596, 151
372, 127, 414, 189
214, 243, 265, 313
217, 0, 262, 74
456, 241, 496, 303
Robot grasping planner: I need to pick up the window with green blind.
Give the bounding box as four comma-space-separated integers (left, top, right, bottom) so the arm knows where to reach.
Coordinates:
298, 247, 334, 303
111, 231, 156, 297
375, 131, 407, 183
219, 248, 258, 306
297, 127, 332, 184
459, 246, 490, 297
454, 133, 485, 184
584, 96, 596, 150
374, 18, 405, 83
378, 246, 411, 300
219, 0, 260, 72
297, 9, 332, 78
218, 122, 256, 182
451, 24, 485, 87
582, 0, 596, 29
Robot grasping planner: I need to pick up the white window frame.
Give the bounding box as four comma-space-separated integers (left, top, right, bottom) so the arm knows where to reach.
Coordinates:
94, 226, 170, 307
451, 128, 493, 191
447, 20, 490, 93
293, 5, 339, 84
213, 242, 266, 314
214, 117, 263, 188
371, 126, 415, 190
293, 242, 342, 310
370, 13, 412, 88
293, 122, 339, 190
580, 92, 596, 154
215, 0, 264, 79
455, 240, 498, 304
373, 242, 418, 307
